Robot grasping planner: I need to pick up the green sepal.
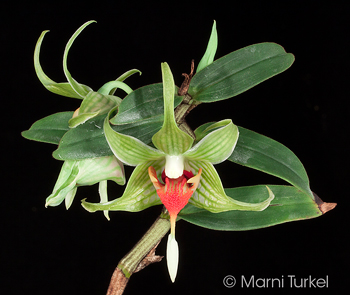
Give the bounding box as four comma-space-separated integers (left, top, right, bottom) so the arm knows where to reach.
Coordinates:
179, 185, 333, 231
98, 180, 110, 220
52, 113, 164, 161
97, 80, 133, 96
186, 160, 274, 213
197, 20, 218, 73
82, 160, 164, 212
63, 20, 96, 98
104, 107, 164, 166
152, 63, 193, 155
184, 119, 238, 164
34, 31, 92, 98
22, 111, 73, 144
68, 90, 122, 128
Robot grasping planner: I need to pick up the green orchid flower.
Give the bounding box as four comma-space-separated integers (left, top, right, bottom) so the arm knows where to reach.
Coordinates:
46, 156, 125, 220
34, 20, 141, 128
82, 62, 274, 282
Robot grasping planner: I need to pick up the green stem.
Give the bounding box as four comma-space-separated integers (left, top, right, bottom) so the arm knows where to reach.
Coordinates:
117, 209, 170, 278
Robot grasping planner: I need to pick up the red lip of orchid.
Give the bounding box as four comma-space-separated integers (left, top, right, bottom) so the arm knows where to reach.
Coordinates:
148, 166, 202, 235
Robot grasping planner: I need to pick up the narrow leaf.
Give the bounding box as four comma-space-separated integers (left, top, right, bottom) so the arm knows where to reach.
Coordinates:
179, 185, 332, 231
22, 112, 73, 144
189, 43, 295, 102
229, 126, 313, 197
197, 20, 218, 73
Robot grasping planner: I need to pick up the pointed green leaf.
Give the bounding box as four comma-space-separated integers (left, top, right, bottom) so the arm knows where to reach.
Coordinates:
189, 43, 295, 102
187, 160, 274, 213
184, 119, 238, 164
197, 20, 218, 73
152, 63, 193, 155
82, 160, 163, 212
111, 83, 183, 125
34, 31, 92, 99
63, 20, 96, 98
179, 185, 331, 231
22, 112, 73, 144
104, 107, 164, 166
229, 126, 313, 198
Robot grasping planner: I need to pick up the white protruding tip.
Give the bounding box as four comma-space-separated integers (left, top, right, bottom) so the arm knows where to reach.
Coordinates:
165, 155, 184, 179
166, 233, 179, 283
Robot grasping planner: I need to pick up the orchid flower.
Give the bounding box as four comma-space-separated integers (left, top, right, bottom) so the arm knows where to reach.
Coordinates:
82, 62, 274, 282
46, 156, 125, 220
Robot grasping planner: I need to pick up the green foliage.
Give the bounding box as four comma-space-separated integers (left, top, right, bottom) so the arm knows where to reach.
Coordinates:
22, 20, 335, 232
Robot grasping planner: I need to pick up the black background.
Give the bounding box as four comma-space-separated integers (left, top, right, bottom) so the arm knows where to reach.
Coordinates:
4, 1, 349, 294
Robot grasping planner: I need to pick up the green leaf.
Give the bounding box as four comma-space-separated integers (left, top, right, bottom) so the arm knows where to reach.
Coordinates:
152, 63, 194, 155
189, 43, 295, 102
197, 20, 218, 73
22, 112, 73, 144
52, 113, 164, 160
229, 126, 313, 198
111, 83, 183, 125
179, 185, 326, 231
34, 31, 92, 99
63, 20, 96, 98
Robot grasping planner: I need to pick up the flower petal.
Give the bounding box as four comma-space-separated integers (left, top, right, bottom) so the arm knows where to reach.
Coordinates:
63, 20, 96, 98
187, 160, 274, 212
81, 160, 164, 213
184, 119, 238, 164
104, 107, 164, 166
166, 233, 179, 283
99, 180, 110, 221
152, 63, 194, 155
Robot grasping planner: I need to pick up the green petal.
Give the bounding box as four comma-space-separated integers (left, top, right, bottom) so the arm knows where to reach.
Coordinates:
104, 107, 164, 166
184, 119, 238, 164
45, 161, 79, 207
97, 80, 133, 96
82, 160, 164, 212
152, 63, 194, 155
34, 31, 92, 98
197, 20, 218, 73
99, 180, 110, 220
63, 20, 96, 98
76, 156, 125, 186
187, 160, 274, 213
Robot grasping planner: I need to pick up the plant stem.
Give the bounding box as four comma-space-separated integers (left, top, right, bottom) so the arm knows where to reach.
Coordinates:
106, 208, 170, 295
